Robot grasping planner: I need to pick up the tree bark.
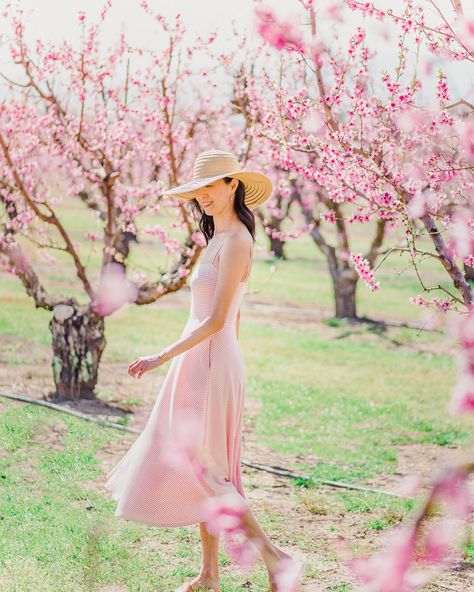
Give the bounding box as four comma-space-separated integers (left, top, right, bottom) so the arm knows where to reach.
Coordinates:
464, 262, 474, 282
269, 235, 286, 259
332, 269, 358, 319
292, 185, 364, 319
420, 213, 473, 306
49, 304, 106, 401
255, 188, 292, 260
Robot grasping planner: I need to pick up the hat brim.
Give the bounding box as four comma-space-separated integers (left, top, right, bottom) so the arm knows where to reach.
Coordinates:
162, 170, 272, 210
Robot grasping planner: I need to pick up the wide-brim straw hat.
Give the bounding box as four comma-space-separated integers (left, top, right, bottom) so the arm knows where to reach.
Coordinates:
162, 150, 272, 210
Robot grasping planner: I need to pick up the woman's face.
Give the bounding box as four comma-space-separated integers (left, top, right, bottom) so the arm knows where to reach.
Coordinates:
193, 178, 238, 215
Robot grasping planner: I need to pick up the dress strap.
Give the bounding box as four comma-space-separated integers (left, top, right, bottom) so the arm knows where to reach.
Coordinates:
210, 235, 226, 268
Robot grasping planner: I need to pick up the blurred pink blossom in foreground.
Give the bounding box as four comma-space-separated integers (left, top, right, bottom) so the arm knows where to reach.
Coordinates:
273, 556, 306, 592
255, 7, 305, 54
91, 262, 138, 316
201, 492, 305, 588
348, 463, 473, 591
201, 491, 249, 536
349, 525, 427, 592
200, 492, 259, 572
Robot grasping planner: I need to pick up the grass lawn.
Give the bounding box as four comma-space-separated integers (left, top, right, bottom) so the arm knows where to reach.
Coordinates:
0, 201, 473, 590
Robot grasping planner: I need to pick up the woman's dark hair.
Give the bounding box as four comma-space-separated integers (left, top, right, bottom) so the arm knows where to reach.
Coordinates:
190, 177, 256, 245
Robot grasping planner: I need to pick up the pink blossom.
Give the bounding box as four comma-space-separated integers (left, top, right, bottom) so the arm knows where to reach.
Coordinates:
158, 409, 209, 480
320, 210, 336, 223
201, 492, 249, 536
464, 255, 474, 267
91, 262, 139, 316
450, 211, 474, 259
457, 118, 474, 164
221, 530, 260, 573
450, 375, 474, 416
200, 492, 266, 573
447, 305, 474, 416
456, 16, 474, 52
420, 521, 458, 567
273, 556, 305, 592
307, 38, 326, 68
322, 2, 345, 23
350, 253, 380, 292
3, 241, 29, 274
432, 465, 473, 519
85, 231, 99, 242
407, 191, 426, 218
395, 108, 427, 135
410, 295, 452, 313
255, 8, 305, 54
436, 72, 450, 106
348, 525, 428, 592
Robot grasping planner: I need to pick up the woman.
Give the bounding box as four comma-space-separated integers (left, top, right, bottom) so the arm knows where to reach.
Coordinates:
104, 150, 304, 592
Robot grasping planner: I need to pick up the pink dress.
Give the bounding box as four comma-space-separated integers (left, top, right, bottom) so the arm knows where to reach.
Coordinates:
104, 233, 253, 527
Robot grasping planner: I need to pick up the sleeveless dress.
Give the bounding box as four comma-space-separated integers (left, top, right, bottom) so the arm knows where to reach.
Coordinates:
104, 233, 253, 527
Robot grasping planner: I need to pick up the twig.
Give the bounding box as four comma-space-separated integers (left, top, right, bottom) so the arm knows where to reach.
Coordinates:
0, 391, 140, 433
241, 459, 410, 498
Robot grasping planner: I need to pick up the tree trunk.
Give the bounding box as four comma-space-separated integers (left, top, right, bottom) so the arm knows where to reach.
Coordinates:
269, 235, 286, 259
49, 304, 106, 401
332, 269, 358, 319
464, 262, 474, 282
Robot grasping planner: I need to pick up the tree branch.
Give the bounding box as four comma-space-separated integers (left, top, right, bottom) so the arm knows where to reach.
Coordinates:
0, 128, 94, 299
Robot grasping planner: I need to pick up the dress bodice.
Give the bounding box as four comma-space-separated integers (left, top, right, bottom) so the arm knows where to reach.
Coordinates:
188, 234, 251, 327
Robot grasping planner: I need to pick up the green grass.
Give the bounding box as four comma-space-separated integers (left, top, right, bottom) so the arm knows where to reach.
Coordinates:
0, 198, 462, 324
1, 201, 473, 590
241, 321, 470, 483
0, 401, 277, 591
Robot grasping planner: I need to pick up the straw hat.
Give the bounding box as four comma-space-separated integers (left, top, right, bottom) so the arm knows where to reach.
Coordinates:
162, 150, 272, 210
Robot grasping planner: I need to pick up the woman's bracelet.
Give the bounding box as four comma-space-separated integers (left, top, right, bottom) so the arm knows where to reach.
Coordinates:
157, 349, 172, 362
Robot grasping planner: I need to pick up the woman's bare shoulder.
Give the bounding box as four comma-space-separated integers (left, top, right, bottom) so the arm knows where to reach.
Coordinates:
227, 228, 254, 246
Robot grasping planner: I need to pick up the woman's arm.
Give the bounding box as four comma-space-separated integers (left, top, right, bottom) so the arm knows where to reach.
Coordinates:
236, 307, 240, 339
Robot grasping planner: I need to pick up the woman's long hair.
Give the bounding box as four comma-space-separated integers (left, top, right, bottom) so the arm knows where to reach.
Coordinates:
190, 177, 256, 245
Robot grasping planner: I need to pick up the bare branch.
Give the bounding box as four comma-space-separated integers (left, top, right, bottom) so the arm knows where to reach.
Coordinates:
0, 127, 94, 298
0, 239, 78, 310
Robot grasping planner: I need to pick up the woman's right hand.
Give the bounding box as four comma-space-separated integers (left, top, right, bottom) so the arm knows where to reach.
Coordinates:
128, 354, 164, 379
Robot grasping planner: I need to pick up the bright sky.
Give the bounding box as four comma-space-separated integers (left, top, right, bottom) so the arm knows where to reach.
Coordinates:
0, 0, 472, 102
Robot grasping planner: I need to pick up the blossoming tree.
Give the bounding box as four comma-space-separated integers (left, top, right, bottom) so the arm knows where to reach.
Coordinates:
0, 4, 229, 400
239, 0, 473, 320
197, 1, 474, 590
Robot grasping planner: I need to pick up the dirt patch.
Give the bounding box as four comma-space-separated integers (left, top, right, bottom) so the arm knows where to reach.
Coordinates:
188, 288, 454, 357
0, 344, 54, 400
0, 312, 468, 591
2, 388, 472, 590
31, 420, 69, 452
360, 442, 465, 495
84, 394, 473, 591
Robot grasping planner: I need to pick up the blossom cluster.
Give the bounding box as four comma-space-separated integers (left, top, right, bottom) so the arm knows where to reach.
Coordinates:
350, 253, 380, 292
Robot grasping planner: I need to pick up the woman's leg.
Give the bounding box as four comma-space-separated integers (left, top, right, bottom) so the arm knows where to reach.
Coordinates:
199, 521, 220, 582
240, 504, 294, 578
175, 503, 298, 592
194, 506, 292, 592
174, 522, 221, 592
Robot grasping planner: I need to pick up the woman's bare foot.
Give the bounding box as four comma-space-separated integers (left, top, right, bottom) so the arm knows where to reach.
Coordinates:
174, 570, 221, 592
266, 547, 304, 592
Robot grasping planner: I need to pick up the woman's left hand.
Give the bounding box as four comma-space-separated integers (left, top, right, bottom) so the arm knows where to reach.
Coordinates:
128, 354, 163, 379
